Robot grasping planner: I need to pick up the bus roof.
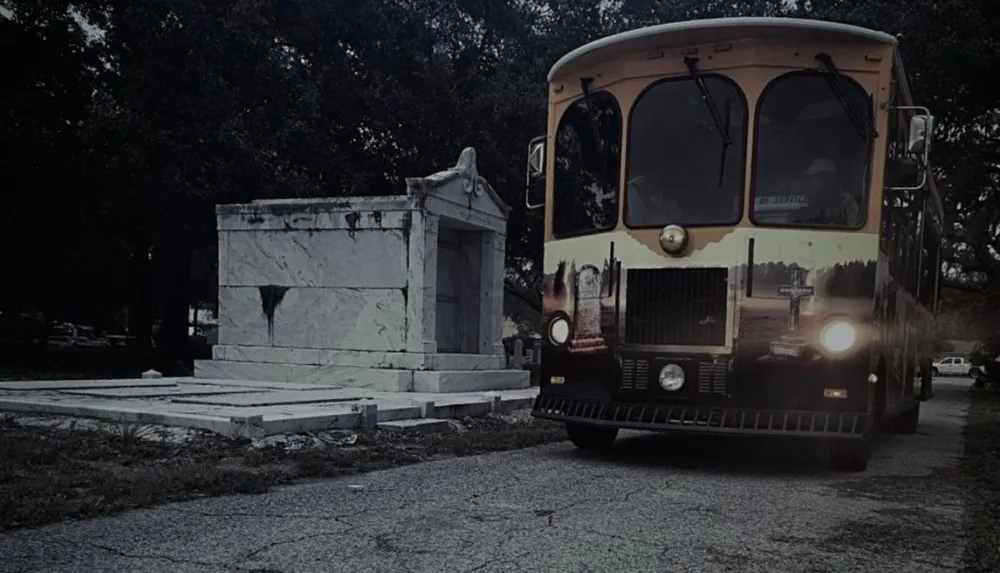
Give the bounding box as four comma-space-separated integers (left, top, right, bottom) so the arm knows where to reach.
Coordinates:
548, 17, 897, 82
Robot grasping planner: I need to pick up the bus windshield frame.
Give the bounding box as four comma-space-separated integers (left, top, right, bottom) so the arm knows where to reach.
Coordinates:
750, 70, 874, 230
623, 73, 749, 229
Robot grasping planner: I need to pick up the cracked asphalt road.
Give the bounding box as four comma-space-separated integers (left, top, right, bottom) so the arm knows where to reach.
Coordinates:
0, 378, 969, 573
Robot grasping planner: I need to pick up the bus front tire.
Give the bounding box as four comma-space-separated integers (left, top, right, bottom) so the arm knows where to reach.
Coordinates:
566, 423, 618, 452
830, 432, 871, 473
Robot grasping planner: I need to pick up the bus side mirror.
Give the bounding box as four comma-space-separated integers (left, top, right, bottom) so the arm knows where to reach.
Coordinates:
907, 114, 935, 160
888, 107, 935, 191
525, 135, 546, 210
528, 138, 545, 178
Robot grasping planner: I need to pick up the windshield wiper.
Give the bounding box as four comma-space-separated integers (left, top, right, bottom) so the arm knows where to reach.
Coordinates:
718, 98, 732, 187
684, 57, 732, 187
814, 53, 877, 142
579, 76, 613, 184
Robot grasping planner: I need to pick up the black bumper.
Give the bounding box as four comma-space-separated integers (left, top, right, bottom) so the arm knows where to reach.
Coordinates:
531, 394, 869, 440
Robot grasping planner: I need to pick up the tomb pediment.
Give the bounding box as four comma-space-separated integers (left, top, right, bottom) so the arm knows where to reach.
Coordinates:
405, 147, 511, 226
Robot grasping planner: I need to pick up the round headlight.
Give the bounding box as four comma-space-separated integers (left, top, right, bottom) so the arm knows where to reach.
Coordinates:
548, 316, 570, 345
820, 320, 857, 353
658, 363, 685, 391
658, 224, 688, 255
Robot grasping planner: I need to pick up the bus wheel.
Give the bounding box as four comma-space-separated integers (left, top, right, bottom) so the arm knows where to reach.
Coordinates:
566, 423, 618, 452
893, 403, 920, 435
830, 432, 871, 473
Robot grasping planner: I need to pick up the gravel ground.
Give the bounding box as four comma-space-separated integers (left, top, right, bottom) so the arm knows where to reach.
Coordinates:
0, 379, 969, 573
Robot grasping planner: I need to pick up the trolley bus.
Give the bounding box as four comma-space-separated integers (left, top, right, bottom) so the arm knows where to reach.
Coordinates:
525, 17, 942, 472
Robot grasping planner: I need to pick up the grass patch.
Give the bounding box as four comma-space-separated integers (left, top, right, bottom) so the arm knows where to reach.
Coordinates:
0, 413, 566, 532
962, 389, 1000, 572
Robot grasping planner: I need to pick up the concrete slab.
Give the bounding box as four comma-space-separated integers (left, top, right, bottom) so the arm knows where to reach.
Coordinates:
60, 385, 261, 399
0, 376, 540, 438
0, 397, 235, 435
401, 393, 501, 417
404, 392, 499, 407
187, 379, 333, 391
372, 403, 422, 422
377, 418, 453, 433
433, 400, 491, 419
0, 379, 178, 391
254, 410, 361, 435
256, 403, 360, 420
170, 388, 374, 407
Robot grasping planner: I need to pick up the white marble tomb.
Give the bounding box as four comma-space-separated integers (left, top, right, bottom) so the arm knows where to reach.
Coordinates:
194, 148, 530, 393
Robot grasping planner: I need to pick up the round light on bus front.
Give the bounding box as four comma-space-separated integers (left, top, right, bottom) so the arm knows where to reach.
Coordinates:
819, 320, 857, 353
548, 316, 571, 345
658, 363, 685, 391
658, 224, 688, 255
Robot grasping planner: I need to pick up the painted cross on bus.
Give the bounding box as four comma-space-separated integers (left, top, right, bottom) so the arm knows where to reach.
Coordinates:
778, 266, 815, 333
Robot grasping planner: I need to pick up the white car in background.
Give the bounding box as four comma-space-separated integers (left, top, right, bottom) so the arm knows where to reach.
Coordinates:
931, 356, 981, 378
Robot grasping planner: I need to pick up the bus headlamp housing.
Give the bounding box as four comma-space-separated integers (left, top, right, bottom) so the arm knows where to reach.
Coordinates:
547, 315, 572, 346
819, 320, 857, 353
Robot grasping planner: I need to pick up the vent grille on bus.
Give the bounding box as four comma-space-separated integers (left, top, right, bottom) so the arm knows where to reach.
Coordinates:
624, 268, 728, 346
619, 358, 728, 395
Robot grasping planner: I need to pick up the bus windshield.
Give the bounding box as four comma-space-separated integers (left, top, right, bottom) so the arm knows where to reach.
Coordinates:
624, 75, 747, 228
752, 71, 872, 228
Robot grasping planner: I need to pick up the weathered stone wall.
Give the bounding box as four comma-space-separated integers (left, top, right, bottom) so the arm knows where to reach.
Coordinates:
215, 198, 410, 352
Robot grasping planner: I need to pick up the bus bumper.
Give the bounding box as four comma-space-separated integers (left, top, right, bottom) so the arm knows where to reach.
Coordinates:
531, 394, 870, 441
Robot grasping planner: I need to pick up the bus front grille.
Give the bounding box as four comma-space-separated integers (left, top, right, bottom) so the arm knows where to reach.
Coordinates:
624, 267, 728, 346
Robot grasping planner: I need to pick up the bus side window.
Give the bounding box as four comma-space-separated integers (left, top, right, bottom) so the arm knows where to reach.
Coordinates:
551, 91, 623, 238
904, 199, 922, 295
919, 218, 940, 309
881, 73, 922, 294
880, 190, 891, 253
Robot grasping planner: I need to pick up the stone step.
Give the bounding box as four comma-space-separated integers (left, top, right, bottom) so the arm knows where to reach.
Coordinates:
212, 345, 506, 371
193, 360, 412, 392
196, 360, 531, 394
412, 370, 530, 393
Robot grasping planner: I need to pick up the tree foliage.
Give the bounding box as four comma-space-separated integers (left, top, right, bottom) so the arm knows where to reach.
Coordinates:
1, 0, 998, 356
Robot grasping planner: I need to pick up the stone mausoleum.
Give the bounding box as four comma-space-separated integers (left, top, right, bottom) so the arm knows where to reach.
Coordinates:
194, 148, 529, 394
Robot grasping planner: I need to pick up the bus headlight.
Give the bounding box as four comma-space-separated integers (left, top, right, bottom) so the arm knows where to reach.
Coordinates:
658, 363, 685, 391
819, 320, 857, 353
548, 316, 571, 345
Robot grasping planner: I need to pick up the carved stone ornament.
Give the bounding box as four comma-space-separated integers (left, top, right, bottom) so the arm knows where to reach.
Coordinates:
454, 147, 483, 196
